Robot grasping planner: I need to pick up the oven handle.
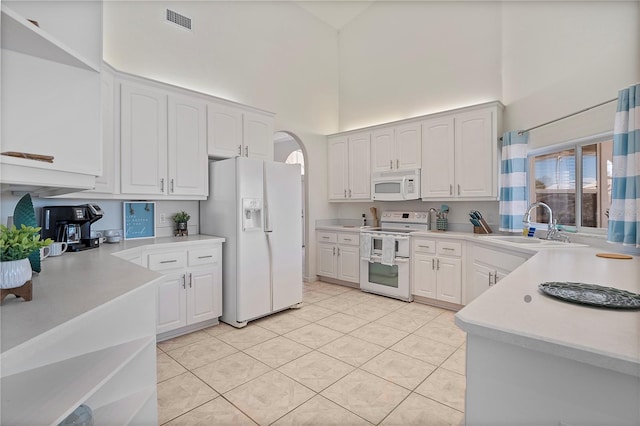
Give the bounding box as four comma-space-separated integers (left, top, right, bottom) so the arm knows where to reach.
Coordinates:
401, 176, 407, 200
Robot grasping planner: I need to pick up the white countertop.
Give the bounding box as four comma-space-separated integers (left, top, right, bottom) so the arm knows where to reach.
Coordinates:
456, 246, 640, 376
1, 235, 225, 353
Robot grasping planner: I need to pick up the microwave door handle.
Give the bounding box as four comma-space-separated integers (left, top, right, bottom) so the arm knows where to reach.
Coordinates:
401, 177, 407, 200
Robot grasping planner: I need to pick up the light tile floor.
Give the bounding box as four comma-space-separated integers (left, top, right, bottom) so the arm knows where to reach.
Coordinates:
157, 281, 466, 425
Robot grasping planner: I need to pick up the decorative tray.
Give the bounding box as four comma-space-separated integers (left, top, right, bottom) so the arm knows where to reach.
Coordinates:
538, 282, 640, 309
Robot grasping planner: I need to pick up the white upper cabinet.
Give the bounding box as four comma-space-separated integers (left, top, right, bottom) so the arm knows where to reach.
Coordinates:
92, 68, 117, 194
421, 104, 501, 200
328, 132, 371, 201
120, 82, 168, 195
207, 103, 243, 158
168, 95, 208, 196
347, 132, 372, 200
0, 2, 102, 195
207, 105, 274, 161
371, 124, 421, 173
421, 116, 455, 198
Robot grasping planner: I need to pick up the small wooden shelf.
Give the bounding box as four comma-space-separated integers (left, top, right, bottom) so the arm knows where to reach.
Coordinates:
1, 4, 99, 71
0, 336, 153, 425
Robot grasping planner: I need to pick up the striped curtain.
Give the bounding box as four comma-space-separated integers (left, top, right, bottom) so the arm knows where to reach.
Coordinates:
607, 83, 640, 247
499, 131, 529, 232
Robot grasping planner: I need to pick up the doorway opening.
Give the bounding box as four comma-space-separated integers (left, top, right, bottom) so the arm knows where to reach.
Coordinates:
273, 131, 308, 279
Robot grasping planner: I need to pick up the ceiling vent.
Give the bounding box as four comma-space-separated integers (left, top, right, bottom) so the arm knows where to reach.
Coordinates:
166, 9, 192, 31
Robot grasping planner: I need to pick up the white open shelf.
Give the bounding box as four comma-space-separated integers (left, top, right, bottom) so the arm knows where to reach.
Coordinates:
0, 336, 153, 425
1, 4, 99, 71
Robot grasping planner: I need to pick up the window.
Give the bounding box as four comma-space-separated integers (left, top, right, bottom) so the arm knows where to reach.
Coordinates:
529, 138, 613, 229
285, 149, 305, 175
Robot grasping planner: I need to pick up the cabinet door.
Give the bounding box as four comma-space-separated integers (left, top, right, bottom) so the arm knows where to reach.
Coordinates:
469, 262, 494, 304
168, 95, 208, 196
337, 245, 360, 283
186, 266, 222, 325
348, 132, 371, 200
396, 123, 421, 170
455, 109, 494, 198
156, 271, 187, 334
371, 128, 395, 173
207, 102, 243, 158
120, 82, 168, 195
421, 117, 455, 199
328, 136, 348, 200
92, 70, 116, 194
436, 257, 462, 304
243, 111, 274, 160
412, 252, 437, 298
317, 243, 337, 278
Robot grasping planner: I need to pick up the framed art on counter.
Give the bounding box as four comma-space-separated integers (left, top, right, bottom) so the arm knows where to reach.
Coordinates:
123, 202, 156, 240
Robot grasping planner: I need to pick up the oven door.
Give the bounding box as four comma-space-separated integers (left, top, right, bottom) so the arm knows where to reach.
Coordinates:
360, 256, 411, 301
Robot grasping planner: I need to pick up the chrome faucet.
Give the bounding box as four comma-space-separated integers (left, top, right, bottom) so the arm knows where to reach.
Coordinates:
523, 202, 566, 241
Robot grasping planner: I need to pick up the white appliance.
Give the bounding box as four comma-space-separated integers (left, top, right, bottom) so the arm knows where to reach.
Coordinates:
200, 157, 302, 328
360, 211, 430, 301
372, 169, 421, 201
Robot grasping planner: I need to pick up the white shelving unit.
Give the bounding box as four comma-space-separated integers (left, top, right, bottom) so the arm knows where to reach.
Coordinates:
1, 337, 153, 425
1, 4, 99, 71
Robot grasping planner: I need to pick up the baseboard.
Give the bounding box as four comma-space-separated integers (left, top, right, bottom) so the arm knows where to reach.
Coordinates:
156, 318, 220, 342
412, 294, 463, 312
316, 276, 360, 289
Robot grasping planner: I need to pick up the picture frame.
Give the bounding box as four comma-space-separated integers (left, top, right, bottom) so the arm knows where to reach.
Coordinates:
123, 202, 156, 240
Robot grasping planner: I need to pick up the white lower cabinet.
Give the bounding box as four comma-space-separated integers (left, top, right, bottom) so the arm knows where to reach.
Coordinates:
147, 243, 222, 336
412, 238, 462, 304
466, 243, 530, 304
316, 231, 360, 284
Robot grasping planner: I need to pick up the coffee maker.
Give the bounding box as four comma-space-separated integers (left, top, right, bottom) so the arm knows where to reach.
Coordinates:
41, 204, 104, 252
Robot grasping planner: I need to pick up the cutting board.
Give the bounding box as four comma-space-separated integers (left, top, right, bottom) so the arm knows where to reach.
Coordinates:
596, 253, 633, 260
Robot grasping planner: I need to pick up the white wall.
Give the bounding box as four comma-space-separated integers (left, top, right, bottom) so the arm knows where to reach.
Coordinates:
502, 1, 640, 148
338, 1, 502, 131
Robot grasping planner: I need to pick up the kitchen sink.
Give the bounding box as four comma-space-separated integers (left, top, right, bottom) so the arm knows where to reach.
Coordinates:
480, 235, 587, 247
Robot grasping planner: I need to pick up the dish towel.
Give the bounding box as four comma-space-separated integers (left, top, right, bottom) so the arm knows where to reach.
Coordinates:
499, 130, 529, 232
360, 233, 372, 262
381, 235, 396, 266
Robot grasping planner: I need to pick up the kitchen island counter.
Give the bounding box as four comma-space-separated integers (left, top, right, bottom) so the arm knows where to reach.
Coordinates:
455, 246, 640, 425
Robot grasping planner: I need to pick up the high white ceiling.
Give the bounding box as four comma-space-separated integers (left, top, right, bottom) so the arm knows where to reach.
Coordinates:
294, 1, 375, 30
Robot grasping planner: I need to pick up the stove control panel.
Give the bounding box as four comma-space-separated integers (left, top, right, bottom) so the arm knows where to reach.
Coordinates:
380, 211, 430, 224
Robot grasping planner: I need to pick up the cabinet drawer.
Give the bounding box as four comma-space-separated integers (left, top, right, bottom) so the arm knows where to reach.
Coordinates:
317, 231, 337, 244
338, 233, 359, 246
148, 251, 187, 271
413, 239, 436, 254
474, 245, 528, 272
437, 241, 462, 257
188, 247, 219, 267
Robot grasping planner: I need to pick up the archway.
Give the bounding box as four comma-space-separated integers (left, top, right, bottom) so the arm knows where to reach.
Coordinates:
273, 131, 309, 279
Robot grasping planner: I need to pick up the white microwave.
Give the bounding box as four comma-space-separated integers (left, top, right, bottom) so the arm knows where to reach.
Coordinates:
372, 169, 421, 201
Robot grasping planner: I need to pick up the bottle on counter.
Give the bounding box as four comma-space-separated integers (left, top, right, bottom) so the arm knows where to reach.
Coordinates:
362, 213, 367, 226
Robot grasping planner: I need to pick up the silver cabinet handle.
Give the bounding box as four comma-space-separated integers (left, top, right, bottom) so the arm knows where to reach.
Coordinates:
432, 258, 435, 270
437, 258, 440, 270
396, 159, 399, 169
344, 238, 352, 241
489, 271, 495, 286
418, 245, 431, 249
449, 184, 452, 195
245, 146, 249, 157
333, 247, 336, 255
170, 178, 175, 193
390, 160, 393, 169
189, 272, 193, 288
182, 274, 186, 289
160, 259, 177, 264
198, 255, 213, 259
458, 184, 461, 195
160, 178, 165, 192
322, 236, 330, 240
348, 189, 352, 197
238, 145, 242, 156
344, 189, 347, 198
442, 247, 454, 251
337, 247, 340, 256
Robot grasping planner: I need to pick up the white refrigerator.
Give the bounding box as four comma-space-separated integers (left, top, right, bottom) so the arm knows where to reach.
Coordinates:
200, 157, 302, 327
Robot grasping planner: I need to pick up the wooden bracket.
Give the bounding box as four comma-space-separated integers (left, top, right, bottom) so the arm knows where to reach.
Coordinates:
1, 280, 33, 303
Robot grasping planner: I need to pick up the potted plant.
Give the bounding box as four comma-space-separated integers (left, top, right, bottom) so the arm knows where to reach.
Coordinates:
0, 224, 52, 289
172, 211, 191, 231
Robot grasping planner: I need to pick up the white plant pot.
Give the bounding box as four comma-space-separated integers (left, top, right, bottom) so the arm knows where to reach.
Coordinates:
1, 258, 33, 289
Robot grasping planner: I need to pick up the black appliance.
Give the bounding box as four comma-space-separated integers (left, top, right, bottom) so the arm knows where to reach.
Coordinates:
41, 204, 104, 252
